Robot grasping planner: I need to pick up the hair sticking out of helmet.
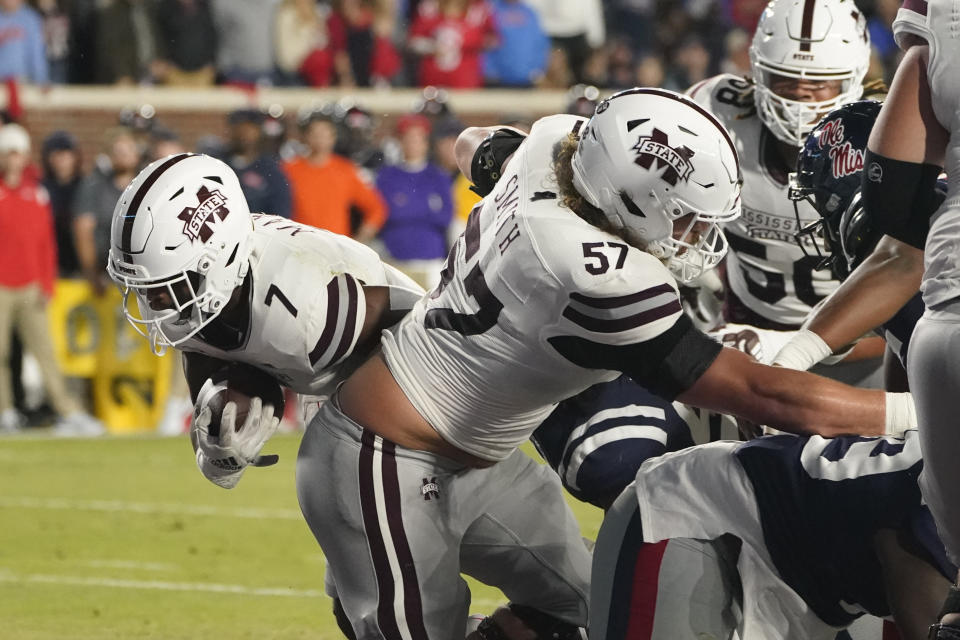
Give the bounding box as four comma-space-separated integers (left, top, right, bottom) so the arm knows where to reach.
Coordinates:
106, 154, 254, 355
569, 87, 742, 283
750, 0, 871, 147
788, 100, 882, 280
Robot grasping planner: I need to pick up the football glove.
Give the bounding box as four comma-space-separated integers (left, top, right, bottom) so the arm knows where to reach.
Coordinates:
191, 383, 281, 489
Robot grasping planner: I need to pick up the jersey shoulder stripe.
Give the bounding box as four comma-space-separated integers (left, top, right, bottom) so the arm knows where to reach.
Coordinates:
308, 273, 361, 369
563, 285, 682, 334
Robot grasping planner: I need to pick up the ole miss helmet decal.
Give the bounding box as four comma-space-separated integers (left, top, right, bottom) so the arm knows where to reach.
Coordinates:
178, 185, 231, 243
632, 128, 695, 187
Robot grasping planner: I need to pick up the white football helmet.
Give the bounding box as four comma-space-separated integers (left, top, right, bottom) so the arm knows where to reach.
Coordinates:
750, 0, 871, 147
570, 87, 742, 283
107, 153, 253, 355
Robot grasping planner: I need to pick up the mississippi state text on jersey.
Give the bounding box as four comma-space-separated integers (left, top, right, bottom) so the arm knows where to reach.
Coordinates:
688, 74, 841, 326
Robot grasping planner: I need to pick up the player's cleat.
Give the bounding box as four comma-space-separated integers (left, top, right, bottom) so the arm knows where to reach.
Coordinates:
0, 408, 25, 433
52, 412, 105, 437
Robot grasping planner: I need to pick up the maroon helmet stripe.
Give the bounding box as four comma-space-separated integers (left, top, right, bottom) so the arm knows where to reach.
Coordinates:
800, 0, 816, 51
120, 153, 191, 260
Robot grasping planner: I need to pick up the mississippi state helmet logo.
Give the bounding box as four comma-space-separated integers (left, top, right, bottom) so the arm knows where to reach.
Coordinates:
177, 186, 230, 242
632, 128, 695, 186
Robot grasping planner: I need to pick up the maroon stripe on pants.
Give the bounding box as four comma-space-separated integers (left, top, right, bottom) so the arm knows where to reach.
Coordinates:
357, 429, 402, 640
379, 439, 430, 640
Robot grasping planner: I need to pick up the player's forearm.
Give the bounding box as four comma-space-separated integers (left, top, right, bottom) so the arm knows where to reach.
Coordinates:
751, 368, 887, 437
806, 239, 923, 351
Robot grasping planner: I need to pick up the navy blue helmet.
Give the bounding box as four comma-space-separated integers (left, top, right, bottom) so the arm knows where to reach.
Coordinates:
788, 100, 883, 280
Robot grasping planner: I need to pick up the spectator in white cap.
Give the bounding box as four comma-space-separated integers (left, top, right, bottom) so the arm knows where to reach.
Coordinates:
0, 123, 103, 435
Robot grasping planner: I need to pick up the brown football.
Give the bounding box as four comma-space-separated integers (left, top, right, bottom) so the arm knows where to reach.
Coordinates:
204, 363, 285, 437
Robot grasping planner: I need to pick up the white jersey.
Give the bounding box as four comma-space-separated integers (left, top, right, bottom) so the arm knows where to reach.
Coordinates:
382, 115, 690, 462
181, 214, 421, 396
894, 0, 960, 308
688, 74, 840, 326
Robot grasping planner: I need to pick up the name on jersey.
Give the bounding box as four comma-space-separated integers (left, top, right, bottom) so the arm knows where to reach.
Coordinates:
818, 119, 864, 179
178, 186, 230, 243
494, 173, 521, 255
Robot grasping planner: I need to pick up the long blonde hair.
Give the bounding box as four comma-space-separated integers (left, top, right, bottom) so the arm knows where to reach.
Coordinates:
550, 133, 643, 247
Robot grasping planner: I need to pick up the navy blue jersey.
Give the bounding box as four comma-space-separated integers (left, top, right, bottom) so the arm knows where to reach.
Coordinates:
531, 376, 698, 508
879, 292, 924, 368
735, 431, 954, 627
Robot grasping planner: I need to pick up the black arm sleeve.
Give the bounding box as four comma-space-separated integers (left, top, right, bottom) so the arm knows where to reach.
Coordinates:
547, 314, 722, 400
862, 149, 942, 249
469, 128, 527, 197
182, 351, 230, 403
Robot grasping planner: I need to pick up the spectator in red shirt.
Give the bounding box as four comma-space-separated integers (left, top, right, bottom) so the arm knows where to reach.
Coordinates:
408, 0, 496, 88
0, 124, 101, 435
328, 0, 401, 87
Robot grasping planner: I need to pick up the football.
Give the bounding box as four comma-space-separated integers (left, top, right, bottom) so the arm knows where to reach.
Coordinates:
204, 363, 286, 437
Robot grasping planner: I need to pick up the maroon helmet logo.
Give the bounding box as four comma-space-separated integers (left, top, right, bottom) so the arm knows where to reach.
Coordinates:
632, 128, 695, 186
177, 186, 230, 243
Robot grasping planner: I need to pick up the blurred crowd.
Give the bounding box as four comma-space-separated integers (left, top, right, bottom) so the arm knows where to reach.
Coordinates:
0, 0, 905, 91
0, 0, 909, 433
0, 85, 505, 432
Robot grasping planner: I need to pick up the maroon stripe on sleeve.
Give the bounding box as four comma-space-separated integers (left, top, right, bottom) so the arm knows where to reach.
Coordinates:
563, 300, 683, 334
327, 275, 359, 366
570, 284, 676, 310
308, 277, 341, 366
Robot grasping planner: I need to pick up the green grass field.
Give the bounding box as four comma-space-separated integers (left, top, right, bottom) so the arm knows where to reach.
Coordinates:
0, 432, 602, 639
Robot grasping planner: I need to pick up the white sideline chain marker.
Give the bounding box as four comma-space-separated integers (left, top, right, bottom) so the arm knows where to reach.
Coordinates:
0, 496, 301, 520
0, 569, 323, 598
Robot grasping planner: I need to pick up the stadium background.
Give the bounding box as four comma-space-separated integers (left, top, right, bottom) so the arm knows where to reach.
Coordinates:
0, 0, 905, 636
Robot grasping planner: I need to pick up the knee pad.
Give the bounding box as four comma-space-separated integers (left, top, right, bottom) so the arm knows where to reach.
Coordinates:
475, 604, 583, 640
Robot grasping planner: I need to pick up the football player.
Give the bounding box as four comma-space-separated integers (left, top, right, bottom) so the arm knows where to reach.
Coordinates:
295, 88, 918, 640
105, 153, 424, 490
530, 323, 794, 510
867, 2, 960, 636
590, 429, 954, 640
686, 0, 885, 384
776, 99, 929, 386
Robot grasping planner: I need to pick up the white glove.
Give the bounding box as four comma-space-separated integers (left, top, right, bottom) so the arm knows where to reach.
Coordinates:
192, 386, 281, 489
885, 392, 917, 437
771, 328, 833, 371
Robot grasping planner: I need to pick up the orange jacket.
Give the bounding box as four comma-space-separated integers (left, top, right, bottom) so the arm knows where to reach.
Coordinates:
284, 155, 386, 236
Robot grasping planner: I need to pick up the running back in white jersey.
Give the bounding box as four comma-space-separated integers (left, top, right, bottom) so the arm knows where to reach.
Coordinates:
688, 75, 840, 326
894, 0, 960, 308
181, 214, 421, 396
382, 114, 707, 462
